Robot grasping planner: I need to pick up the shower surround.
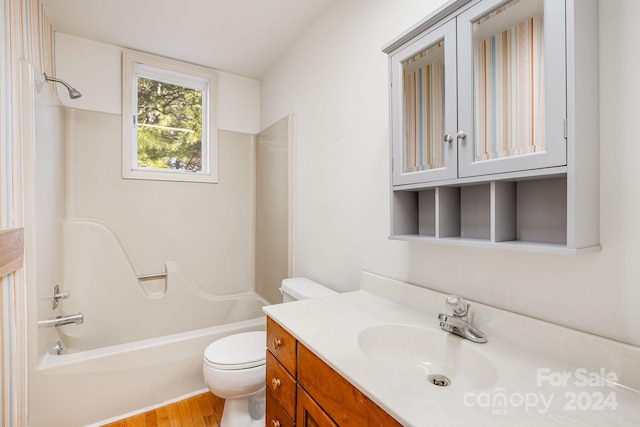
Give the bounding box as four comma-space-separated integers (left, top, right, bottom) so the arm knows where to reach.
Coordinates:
22, 61, 287, 425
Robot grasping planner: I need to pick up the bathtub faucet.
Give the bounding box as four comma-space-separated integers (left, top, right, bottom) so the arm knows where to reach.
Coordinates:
38, 312, 84, 328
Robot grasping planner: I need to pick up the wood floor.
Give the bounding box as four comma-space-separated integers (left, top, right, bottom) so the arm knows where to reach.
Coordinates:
101, 393, 224, 427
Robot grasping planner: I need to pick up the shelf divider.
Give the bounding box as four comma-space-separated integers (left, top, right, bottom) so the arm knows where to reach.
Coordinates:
492, 181, 517, 242
436, 187, 460, 238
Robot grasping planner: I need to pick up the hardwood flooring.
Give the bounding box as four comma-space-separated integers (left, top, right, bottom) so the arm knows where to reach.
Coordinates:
101, 393, 224, 427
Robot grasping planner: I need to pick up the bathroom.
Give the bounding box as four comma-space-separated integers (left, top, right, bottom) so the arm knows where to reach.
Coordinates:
1, 0, 640, 426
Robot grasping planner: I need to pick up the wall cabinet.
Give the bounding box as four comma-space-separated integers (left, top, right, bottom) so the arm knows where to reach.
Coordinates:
266, 316, 401, 427
384, 0, 600, 254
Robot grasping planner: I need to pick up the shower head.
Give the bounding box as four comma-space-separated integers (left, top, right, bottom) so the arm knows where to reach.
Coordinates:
43, 73, 82, 99
67, 87, 82, 99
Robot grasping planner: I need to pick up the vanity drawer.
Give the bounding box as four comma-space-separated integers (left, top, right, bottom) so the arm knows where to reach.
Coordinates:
266, 349, 297, 417
267, 316, 297, 377
266, 388, 295, 427
298, 343, 402, 427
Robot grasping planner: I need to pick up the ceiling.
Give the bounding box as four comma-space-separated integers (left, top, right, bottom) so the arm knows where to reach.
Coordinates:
41, 0, 338, 79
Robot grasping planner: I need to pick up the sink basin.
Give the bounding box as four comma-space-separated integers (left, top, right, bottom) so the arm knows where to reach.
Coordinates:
357, 324, 498, 390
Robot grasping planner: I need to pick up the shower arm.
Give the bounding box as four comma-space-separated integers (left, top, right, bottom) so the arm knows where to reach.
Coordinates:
43, 73, 72, 89
43, 73, 82, 99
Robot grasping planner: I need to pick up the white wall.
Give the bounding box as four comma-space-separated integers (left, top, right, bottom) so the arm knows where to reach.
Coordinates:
54, 33, 261, 134
260, 0, 640, 347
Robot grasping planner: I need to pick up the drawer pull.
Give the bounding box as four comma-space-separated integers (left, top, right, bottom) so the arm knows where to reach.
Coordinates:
273, 338, 282, 349
271, 421, 281, 427
271, 378, 281, 390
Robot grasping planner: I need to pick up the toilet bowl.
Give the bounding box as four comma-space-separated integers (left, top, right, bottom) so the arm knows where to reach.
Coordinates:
203, 331, 267, 427
202, 278, 337, 427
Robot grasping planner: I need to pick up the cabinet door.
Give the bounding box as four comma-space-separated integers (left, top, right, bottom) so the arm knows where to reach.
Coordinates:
391, 18, 458, 185
457, 0, 567, 178
296, 386, 337, 427
298, 344, 402, 427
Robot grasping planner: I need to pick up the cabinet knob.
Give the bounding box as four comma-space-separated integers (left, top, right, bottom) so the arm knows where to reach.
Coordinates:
456, 131, 467, 140
273, 338, 282, 349
443, 134, 454, 143
271, 377, 281, 390
271, 421, 281, 427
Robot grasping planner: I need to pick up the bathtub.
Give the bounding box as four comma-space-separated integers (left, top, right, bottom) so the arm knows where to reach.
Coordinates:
29, 296, 268, 427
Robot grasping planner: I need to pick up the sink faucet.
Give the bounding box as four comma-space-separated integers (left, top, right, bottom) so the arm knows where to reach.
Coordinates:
438, 295, 487, 343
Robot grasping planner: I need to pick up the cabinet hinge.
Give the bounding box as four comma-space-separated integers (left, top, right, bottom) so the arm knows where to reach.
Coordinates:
563, 118, 568, 139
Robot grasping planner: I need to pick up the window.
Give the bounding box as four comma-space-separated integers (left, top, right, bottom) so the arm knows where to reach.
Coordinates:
122, 50, 218, 183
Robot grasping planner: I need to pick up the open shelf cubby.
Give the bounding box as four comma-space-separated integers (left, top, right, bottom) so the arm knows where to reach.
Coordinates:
391, 176, 572, 253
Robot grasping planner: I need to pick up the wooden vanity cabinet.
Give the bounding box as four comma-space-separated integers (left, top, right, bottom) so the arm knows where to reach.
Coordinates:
266, 316, 402, 427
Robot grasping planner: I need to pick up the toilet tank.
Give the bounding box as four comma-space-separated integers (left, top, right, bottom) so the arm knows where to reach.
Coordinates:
280, 278, 337, 302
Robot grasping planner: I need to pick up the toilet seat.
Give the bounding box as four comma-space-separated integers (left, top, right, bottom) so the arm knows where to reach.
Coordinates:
204, 331, 266, 370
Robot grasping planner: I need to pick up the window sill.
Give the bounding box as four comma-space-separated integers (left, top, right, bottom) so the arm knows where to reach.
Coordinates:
122, 168, 218, 184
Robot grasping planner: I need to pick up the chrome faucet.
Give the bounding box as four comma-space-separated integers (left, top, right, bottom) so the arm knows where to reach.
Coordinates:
438, 295, 487, 343
51, 284, 70, 309
54, 341, 68, 355
38, 313, 84, 328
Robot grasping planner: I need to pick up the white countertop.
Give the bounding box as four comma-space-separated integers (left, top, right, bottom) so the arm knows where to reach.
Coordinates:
263, 272, 640, 427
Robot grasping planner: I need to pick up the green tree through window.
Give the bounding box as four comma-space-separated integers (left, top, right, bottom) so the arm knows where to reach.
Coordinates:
123, 50, 217, 183
136, 77, 203, 171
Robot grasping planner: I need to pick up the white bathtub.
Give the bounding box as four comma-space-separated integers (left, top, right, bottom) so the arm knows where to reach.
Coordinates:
29, 301, 267, 427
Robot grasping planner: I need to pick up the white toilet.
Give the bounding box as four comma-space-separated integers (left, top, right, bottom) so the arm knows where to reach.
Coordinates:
203, 277, 337, 427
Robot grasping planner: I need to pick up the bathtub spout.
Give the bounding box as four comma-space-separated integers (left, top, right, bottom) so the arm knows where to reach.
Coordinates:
38, 313, 84, 328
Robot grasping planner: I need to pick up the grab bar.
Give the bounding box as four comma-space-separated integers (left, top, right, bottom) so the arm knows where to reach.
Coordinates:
38, 313, 84, 328
137, 272, 167, 280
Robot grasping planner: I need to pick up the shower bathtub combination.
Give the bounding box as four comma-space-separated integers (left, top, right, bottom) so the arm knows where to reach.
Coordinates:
23, 60, 287, 427
30, 251, 268, 426
29, 222, 268, 427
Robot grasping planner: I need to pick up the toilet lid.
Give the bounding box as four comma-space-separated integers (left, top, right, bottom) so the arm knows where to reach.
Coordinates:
204, 331, 266, 370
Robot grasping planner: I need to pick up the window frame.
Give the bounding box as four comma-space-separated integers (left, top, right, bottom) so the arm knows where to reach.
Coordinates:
122, 50, 218, 183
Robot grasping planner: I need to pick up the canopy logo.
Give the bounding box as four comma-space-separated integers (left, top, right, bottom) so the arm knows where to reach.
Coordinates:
462, 368, 619, 416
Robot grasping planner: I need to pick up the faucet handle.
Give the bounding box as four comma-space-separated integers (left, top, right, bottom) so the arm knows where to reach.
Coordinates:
52, 284, 70, 309
446, 294, 469, 317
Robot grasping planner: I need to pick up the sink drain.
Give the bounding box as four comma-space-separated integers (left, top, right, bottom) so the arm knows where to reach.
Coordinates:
427, 374, 450, 387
